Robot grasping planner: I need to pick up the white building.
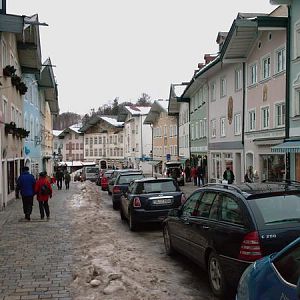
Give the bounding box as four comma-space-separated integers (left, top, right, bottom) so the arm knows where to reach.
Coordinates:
118, 106, 152, 174
80, 116, 125, 168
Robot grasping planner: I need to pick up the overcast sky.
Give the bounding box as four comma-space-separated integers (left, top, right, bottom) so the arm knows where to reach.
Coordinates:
8, 1, 276, 115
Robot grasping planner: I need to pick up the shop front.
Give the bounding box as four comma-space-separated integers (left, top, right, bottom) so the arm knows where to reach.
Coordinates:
260, 154, 286, 182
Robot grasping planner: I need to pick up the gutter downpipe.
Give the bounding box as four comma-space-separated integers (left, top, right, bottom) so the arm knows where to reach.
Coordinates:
285, 5, 291, 180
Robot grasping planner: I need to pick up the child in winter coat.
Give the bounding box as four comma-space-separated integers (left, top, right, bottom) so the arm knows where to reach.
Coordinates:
35, 171, 52, 220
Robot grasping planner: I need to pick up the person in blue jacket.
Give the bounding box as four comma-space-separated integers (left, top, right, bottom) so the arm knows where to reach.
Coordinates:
16, 166, 36, 221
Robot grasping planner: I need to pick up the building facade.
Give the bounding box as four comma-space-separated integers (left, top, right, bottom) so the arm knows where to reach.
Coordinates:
80, 116, 124, 168
144, 100, 177, 175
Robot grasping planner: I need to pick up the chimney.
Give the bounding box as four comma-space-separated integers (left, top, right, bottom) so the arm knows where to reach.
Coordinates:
216, 32, 228, 52
0, 0, 6, 14
198, 63, 205, 70
204, 54, 217, 65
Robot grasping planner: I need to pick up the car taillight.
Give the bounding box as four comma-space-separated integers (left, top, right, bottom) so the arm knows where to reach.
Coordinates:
133, 197, 141, 208
181, 193, 186, 204
181, 171, 184, 176
239, 231, 262, 261
113, 186, 121, 193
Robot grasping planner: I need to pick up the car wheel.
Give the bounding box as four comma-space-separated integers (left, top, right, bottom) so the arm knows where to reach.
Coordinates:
120, 206, 126, 220
163, 225, 175, 255
129, 211, 137, 231
208, 252, 227, 298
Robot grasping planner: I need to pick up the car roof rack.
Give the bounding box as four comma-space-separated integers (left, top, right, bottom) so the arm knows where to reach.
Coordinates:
203, 183, 246, 196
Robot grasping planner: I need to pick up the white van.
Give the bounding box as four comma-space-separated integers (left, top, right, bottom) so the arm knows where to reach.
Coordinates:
82, 166, 99, 182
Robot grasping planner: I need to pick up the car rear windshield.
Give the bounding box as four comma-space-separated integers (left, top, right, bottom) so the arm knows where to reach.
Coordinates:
118, 174, 144, 184
249, 194, 300, 226
86, 167, 99, 174
135, 180, 179, 194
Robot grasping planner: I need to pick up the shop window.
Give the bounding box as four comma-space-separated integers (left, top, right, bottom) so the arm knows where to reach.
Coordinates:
261, 154, 285, 182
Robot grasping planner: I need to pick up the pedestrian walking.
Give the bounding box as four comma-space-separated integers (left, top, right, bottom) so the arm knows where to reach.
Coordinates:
185, 165, 191, 182
223, 167, 235, 184
64, 171, 71, 190
35, 171, 52, 220
191, 166, 197, 186
55, 168, 64, 190
16, 166, 36, 221
197, 165, 204, 187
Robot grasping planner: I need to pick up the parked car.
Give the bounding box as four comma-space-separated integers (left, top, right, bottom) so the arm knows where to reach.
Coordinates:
162, 182, 300, 298
164, 161, 184, 186
73, 170, 83, 182
120, 178, 186, 231
112, 172, 145, 210
236, 237, 300, 300
108, 169, 142, 195
82, 166, 99, 182
100, 170, 114, 191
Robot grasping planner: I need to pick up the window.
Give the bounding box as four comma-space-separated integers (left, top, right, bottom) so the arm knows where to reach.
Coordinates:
191, 124, 194, 140
275, 103, 285, 127
211, 119, 216, 137
94, 137, 97, 144
89, 137, 93, 146
135, 125, 138, 134
220, 196, 243, 225
249, 110, 256, 131
99, 148, 103, 156
85, 138, 88, 145
1, 40, 8, 68
99, 137, 102, 144
275, 48, 286, 73
85, 149, 88, 156
80, 143, 84, 150
220, 117, 226, 137
210, 82, 216, 101
90, 149, 93, 156
249, 63, 257, 85
182, 191, 202, 217
94, 148, 98, 156
196, 192, 217, 218
199, 120, 203, 138
164, 125, 167, 137
234, 113, 241, 135
195, 122, 199, 139
203, 119, 207, 137
220, 77, 227, 98
76, 143, 79, 150
262, 56, 271, 80
2, 97, 7, 122
261, 107, 270, 129
295, 21, 300, 59
235, 69, 242, 91
274, 244, 300, 286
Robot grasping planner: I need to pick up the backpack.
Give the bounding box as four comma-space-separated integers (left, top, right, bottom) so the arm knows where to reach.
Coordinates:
40, 183, 50, 195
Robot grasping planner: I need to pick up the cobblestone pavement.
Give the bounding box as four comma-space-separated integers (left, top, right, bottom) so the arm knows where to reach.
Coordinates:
0, 184, 76, 300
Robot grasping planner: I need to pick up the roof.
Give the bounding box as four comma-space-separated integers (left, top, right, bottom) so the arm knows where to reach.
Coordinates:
100, 116, 124, 127
168, 83, 189, 115
69, 123, 83, 133
144, 100, 169, 124
53, 130, 63, 137
80, 115, 123, 132
125, 105, 151, 116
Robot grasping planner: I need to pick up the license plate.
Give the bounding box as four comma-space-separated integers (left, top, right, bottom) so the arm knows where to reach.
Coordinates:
153, 198, 172, 205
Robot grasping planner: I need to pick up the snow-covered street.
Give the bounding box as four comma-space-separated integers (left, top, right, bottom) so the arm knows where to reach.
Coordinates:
69, 181, 219, 300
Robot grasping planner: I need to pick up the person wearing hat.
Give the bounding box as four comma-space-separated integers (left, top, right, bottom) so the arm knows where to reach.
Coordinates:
16, 166, 36, 221
35, 171, 52, 220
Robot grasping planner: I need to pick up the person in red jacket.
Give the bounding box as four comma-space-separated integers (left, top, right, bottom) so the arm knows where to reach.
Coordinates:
35, 171, 52, 220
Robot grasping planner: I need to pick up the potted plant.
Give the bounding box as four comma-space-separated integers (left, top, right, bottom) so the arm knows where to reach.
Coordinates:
11, 74, 21, 87
3, 65, 16, 77
17, 82, 28, 95
4, 122, 17, 135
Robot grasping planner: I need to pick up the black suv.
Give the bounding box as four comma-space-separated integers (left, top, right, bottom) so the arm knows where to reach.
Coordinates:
162, 182, 300, 298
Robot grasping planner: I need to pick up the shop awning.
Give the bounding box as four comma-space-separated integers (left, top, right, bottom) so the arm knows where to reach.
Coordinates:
147, 160, 162, 166
271, 141, 300, 153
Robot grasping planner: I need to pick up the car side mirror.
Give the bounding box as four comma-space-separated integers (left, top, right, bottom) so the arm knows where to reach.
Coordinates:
169, 208, 181, 217
297, 277, 300, 299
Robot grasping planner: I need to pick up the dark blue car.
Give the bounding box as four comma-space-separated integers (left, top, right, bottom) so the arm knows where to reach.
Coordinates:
236, 237, 300, 300
112, 172, 144, 210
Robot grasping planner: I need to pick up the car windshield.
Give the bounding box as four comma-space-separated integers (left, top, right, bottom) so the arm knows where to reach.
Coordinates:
250, 194, 300, 225
118, 174, 144, 185
86, 167, 98, 174
136, 180, 179, 194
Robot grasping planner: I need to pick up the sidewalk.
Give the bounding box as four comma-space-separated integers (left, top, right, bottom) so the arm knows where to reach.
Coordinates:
181, 180, 200, 197
0, 185, 75, 300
